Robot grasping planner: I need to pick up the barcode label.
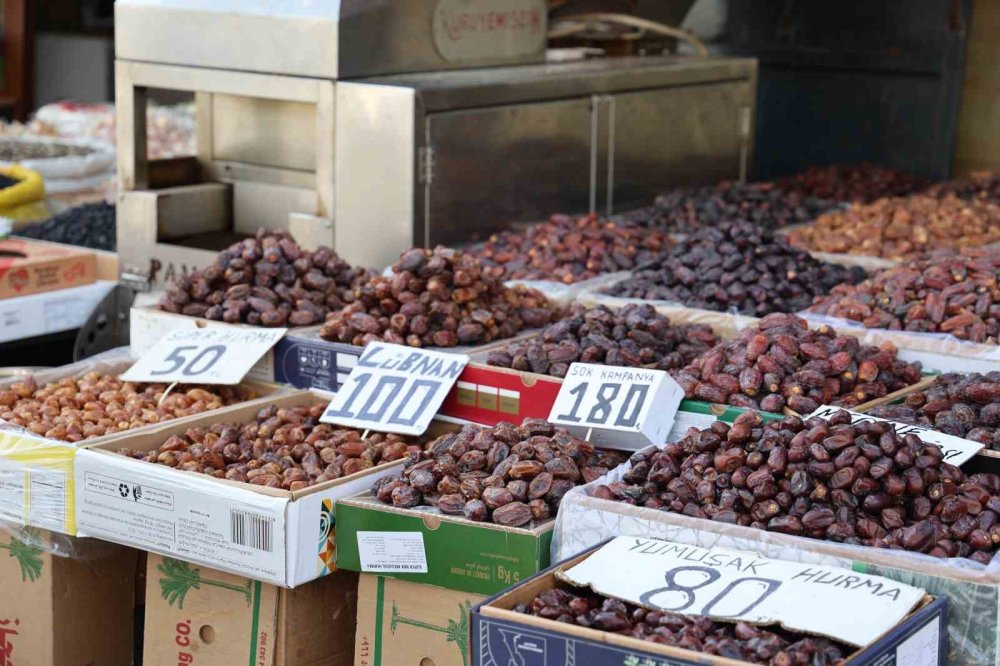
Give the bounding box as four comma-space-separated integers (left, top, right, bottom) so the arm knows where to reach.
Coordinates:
230, 509, 275, 552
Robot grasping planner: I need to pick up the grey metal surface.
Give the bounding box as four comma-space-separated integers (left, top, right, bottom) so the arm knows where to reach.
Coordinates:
74, 283, 135, 361
425, 96, 596, 246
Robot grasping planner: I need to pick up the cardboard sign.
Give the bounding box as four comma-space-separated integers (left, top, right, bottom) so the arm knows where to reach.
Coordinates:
558, 536, 924, 648
806, 405, 984, 466
121, 327, 287, 385
321, 343, 468, 436
548, 363, 682, 450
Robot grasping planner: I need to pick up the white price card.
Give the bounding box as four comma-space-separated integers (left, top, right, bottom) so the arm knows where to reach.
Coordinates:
120, 327, 287, 385
548, 363, 683, 450
806, 405, 984, 466
321, 342, 468, 436
558, 537, 925, 648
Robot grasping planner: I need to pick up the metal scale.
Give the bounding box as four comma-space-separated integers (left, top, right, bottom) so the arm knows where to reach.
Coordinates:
114, 0, 757, 286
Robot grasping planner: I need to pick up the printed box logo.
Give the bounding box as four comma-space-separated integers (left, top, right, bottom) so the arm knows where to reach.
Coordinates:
0, 618, 20, 666
7, 269, 27, 293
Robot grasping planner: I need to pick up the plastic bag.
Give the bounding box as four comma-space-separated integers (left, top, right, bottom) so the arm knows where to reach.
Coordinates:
0, 164, 48, 222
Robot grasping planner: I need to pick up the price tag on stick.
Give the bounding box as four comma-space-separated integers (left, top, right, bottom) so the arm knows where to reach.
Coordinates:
548, 363, 683, 450
121, 328, 287, 384
806, 405, 984, 466
321, 342, 469, 436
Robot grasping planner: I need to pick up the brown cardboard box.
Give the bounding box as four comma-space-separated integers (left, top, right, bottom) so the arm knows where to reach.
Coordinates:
0, 238, 96, 300
144, 553, 357, 666
0, 526, 138, 665
355, 575, 486, 666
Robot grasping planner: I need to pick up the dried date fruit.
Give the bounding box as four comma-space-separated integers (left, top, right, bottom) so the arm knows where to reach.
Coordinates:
320, 246, 556, 348
157, 228, 371, 326
515, 584, 848, 664
595, 409, 1000, 563
787, 195, 1000, 259
470, 213, 672, 283
776, 164, 927, 203
605, 222, 865, 316
808, 248, 1000, 344
678, 313, 922, 412
486, 304, 717, 377
369, 419, 625, 526
0, 372, 254, 442
117, 403, 421, 490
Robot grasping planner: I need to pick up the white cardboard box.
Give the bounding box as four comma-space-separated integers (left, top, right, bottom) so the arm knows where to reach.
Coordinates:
0, 280, 116, 343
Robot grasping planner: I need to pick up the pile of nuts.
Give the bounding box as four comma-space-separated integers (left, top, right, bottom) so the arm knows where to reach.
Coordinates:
370, 419, 627, 526
469, 213, 672, 283
623, 181, 840, 233
808, 248, 1000, 343
676, 313, 923, 413
320, 247, 555, 348
515, 587, 847, 665
870, 373, 1000, 450
0, 372, 253, 442
595, 409, 1000, 563
776, 163, 927, 203
485, 304, 719, 377
605, 222, 866, 316
117, 403, 420, 490
786, 194, 1000, 260
158, 229, 371, 326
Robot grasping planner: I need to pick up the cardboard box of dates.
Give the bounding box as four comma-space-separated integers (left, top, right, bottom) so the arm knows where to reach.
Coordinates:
474, 538, 947, 666
0, 527, 139, 666
143, 553, 357, 666
0, 350, 279, 536
72, 389, 437, 586
552, 409, 1000, 665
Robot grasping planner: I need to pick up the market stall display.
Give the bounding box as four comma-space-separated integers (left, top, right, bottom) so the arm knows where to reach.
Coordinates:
485, 303, 718, 377
319, 247, 555, 347
469, 213, 672, 283
807, 247, 1000, 343
604, 221, 866, 316
786, 194, 1000, 259
675, 313, 924, 413
15, 201, 116, 251
776, 163, 928, 203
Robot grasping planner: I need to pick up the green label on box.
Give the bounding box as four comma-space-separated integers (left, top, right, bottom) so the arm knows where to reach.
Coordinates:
337, 500, 552, 595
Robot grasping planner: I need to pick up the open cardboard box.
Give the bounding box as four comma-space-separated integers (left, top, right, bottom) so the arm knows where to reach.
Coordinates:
73, 389, 426, 587
143, 552, 358, 666
474, 542, 948, 666
0, 351, 283, 536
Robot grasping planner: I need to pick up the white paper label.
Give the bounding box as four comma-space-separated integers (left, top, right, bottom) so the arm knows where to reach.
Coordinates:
895, 618, 940, 666
558, 537, 924, 647
806, 405, 984, 466
75, 451, 287, 584
322, 343, 468, 436
668, 411, 717, 443
548, 363, 682, 450
121, 327, 286, 385
357, 531, 428, 573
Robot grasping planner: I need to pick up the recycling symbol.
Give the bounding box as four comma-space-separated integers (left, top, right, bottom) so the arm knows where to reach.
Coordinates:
118, 483, 130, 498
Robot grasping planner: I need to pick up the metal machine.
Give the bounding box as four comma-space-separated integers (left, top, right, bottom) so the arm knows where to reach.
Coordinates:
114, 0, 756, 286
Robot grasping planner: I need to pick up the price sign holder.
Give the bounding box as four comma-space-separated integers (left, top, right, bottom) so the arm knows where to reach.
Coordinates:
121, 327, 287, 385
807, 405, 984, 466
321, 342, 469, 436
547, 363, 682, 450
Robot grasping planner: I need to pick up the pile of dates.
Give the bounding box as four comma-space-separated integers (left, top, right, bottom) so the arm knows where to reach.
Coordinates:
676, 313, 923, 413
370, 419, 626, 526
808, 247, 1000, 343
158, 229, 371, 326
320, 246, 555, 348
925, 171, 1000, 204
485, 304, 719, 377
619, 181, 839, 233
596, 409, 1000, 563
117, 403, 420, 490
605, 222, 866, 317
470, 213, 672, 283
786, 194, 1000, 260
776, 163, 927, 203
516, 587, 847, 665
0, 372, 253, 442
870, 373, 1000, 450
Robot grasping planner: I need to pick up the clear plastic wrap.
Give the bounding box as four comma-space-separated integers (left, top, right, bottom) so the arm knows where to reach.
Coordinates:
553, 451, 1000, 665
504, 271, 631, 309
